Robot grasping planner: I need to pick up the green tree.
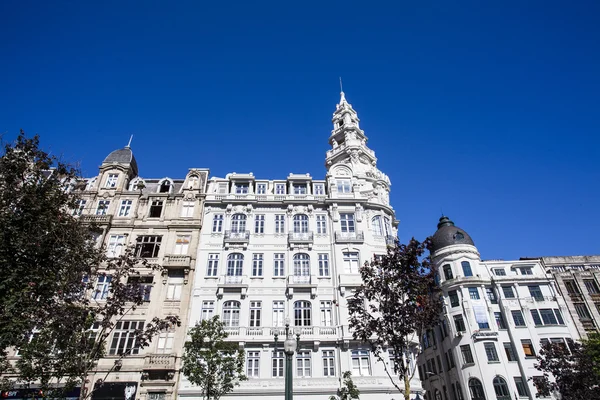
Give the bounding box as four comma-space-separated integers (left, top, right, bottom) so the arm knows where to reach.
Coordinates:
533, 334, 600, 399
347, 238, 442, 400
0, 132, 180, 399
181, 317, 246, 400
329, 371, 360, 400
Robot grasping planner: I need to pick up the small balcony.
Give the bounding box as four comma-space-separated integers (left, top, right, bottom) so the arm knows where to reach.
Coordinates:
143, 354, 176, 371
335, 231, 364, 243
385, 235, 396, 246
217, 275, 249, 297
288, 231, 313, 248
163, 254, 191, 269
81, 214, 113, 224
287, 275, 317, 298
224, 230, 250, 248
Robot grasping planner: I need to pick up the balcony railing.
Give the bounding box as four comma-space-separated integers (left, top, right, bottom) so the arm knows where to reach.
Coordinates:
385, 235, 396, 246
222, 326, 340, 339
224, 230, 250, 244
81, 214, 113, 224
288, 231, 314, 243
335, 231, 364, 243
288, 275, 315, 285
163, 254, 191, 268
218, 275, 248, 286
143, 354, 176, 370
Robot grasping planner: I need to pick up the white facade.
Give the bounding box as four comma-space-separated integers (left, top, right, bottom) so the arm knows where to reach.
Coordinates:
179, 93, 424, 400
419, 217, 580, 400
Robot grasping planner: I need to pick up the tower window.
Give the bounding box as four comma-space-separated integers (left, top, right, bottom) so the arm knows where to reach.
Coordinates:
159, 181, 171, 193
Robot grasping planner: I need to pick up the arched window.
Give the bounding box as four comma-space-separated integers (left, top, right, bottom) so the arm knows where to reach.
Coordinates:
293, 254, 310, 276
159, 179, 172, 193
443, 264, 454, 280
469, 378, 486, 400
371, 216, 383, 236
384, 217, 392, 236
231, 214, 247, 233
227, 253, 244, 276
293, 214, 309, 233
462, 261, 473, 277
435, 390, 442, 400
492, 376, 510, 400
294, 301, 312, 326
222, 301, 240, 327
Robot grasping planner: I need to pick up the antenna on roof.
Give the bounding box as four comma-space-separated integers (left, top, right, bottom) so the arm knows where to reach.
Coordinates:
339, 77, 343, 93
126, 135, 133, 148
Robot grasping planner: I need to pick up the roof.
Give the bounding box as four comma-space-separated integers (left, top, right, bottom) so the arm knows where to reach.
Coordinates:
431, 216, 475, 252
102, 146, 138, 176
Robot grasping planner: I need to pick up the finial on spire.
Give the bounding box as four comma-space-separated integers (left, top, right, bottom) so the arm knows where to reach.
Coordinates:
126, 135, 133, 148
339, 77, 343, 93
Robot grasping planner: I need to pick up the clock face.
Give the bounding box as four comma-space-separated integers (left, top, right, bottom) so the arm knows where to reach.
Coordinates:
454, 231, 465, 240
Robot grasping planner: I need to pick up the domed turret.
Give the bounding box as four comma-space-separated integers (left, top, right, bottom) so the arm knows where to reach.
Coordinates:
102, 145, 138, 177
431, 216, 474, 252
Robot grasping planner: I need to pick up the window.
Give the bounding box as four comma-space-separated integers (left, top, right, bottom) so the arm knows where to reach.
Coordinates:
503, 342, 517, 361
156, 331, 174, 354
148, 392, 165, 400
518, 267, 533, 275
468, 287, 480, 300
314, 184, 325, 195
249, 301, 261, 327
255, 215, 265, 234
206, 254, 219, 276
272, 351, 284, 377
297, 351, 311, 377
227, 253, 244, 276
446, 350, 456, 369
149, 200, 163, 218
340, 213, 355, 233
135, 235, 162, 258
212, 214, 224, 233
514, 377, 528, 397
93, 275, 112, 300
540, 309, 558, 325
486, 287, 497, 303
252, 253, 264, 277
468, 379, 485, 400
273, 183, 285, 195
247, 351, 260, 377
449, 290, 459, 307
231, 214, 247, 233
530, 310, 544, 326
166, 270, 183, 300
461, 261, 473, 277
460, 345, 474, 364
293, 184, 307, 195
320, 301, 333, 326
554, 309, 565, 325
73, 199, 86, 216
484, 343, 499, 362
575, 303, 592, 320
293, 254, 310, 276
493, 268, 506, 276
564, 280, 580, 294
275, 214, 285, 234
443, 264, 454, 280
343, 252, 360, 274
352, 350, 371, 376
585, 279, 600, 294
181, 200, 195, 217
273, 301, 285, 327
235, 183, 249, 194
453, 315, 466, 332
495, 312, 506, 329
528, 285, 544, 301
105, 173, 118, 188
316, 215, 327, 234
293, 214, 309, 233
273, 253, 285, 277
502, 286, 515, 298
128, 276, 153, 301
371, 216, 384, 236
322, 350, 335, 376
222, 301, 241, 327
174, 235, 191, 255
522, 339, 536, 357
316, 254, 330, 277
96, 200, 110, 215
493, 376, 510, 399
109, 320, 144, 355
294, 301, 312, 326
159, 180, 171, 193
256, 184, 266, 194
107, 234, 126, 257
118, 200, 132, 217
337, 180, 351, 193
201, 301, 214, 321
512, 310, 526, 327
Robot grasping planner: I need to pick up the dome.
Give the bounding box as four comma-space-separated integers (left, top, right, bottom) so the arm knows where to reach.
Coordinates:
102, 146, 138, 176
431, 216, 475, 252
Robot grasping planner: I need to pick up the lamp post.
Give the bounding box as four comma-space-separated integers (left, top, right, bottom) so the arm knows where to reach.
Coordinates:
274, 318, 301, 400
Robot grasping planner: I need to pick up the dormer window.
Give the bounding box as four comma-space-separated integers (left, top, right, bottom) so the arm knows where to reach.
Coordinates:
159, 181, 171, 193
235, 183, 249, 194
256, 184, 266, 194
293, 184, 307, 195
314, 184, 325, 195
105, 174, 118, 188
275, 184, 286, 195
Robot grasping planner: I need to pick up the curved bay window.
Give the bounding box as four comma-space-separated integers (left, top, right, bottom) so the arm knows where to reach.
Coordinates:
231, 214, 247, 233
294, 301, 312, 326
469, 378, 486, 400
371, 216, 384, 236
222, 301, 240, 327
227, 253, 244, 276
492, 376, 510, 400
293, 253, 310, 276
293, 214, 309, 233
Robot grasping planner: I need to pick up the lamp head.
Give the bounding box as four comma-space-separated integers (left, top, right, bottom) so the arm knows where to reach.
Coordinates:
283, 336, 297, 355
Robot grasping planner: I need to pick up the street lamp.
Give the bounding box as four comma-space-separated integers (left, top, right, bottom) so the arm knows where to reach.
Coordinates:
274, 318, 301, 400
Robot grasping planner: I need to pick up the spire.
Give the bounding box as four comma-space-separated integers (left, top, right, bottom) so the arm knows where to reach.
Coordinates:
437, 215, 455, 229
339, 77, 347, 104
126, 135, 133, 149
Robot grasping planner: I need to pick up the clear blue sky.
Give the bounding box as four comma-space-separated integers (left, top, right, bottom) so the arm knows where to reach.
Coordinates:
1, 1, 598, 260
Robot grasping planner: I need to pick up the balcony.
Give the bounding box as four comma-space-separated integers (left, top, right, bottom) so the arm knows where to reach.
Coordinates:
81, 214, 113, 224
143, 354, 176, 371
288, 231, 313, 248
217, 275, 249, 297
335, 231, 364, 243
287, 274, 317, 298
223, 326, 340, 340
223, 230, 250, 248
163, 254, 191, 269
385, 235, 396, 246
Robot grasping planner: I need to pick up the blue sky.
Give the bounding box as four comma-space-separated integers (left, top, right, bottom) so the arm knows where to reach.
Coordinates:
1, 1, 598, 259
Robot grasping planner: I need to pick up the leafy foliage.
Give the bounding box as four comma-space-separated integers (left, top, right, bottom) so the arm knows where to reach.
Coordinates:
329, 371, 360, 400
533, 334, 600, 399
181, 317, 246, 400
347, 238, 442, 400
0, 132, 180, 398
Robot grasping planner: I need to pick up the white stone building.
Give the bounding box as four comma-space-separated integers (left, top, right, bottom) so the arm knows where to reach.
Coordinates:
418, 217, 580, 400
179, 92, 424, 400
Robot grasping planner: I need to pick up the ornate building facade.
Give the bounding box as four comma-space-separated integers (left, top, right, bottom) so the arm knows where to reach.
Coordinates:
178, 92, 424, 400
